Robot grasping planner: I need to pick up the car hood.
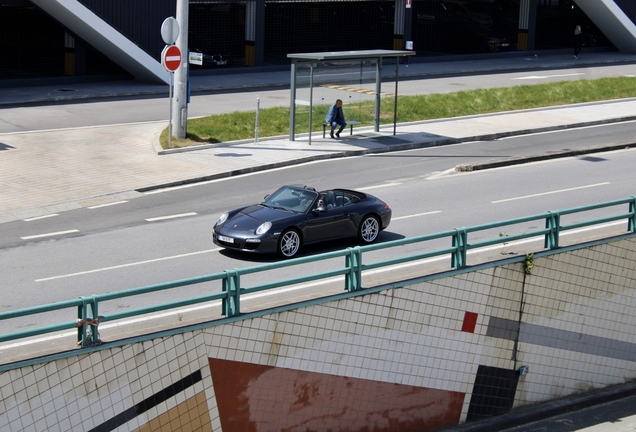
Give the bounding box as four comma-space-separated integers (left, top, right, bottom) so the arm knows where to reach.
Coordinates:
223, 205, 291, 232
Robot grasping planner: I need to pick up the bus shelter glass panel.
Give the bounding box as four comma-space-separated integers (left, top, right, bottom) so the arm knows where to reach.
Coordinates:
293, 63, 312, 138
292, 59, 379, 140
378, 57, 404, 130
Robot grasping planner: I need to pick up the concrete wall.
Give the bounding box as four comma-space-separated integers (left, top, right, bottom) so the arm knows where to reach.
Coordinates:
1, 237, 635, 431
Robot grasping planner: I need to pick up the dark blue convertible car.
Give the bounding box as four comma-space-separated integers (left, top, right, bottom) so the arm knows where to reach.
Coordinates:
213, 185, 392, 258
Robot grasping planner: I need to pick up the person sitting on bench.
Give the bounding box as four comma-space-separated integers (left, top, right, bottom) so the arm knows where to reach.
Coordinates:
325, 99, 346, 139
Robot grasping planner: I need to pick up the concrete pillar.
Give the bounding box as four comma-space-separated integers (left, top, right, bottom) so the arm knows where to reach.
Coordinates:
245, 1, 256, 66
574, 0, 636, 52
245, 0, 265, 67
518, 0, 538, 51
393, 0, 405, 50
64, 33, 75, 76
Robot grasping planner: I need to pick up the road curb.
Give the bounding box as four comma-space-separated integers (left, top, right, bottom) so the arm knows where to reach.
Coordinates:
142, 116, 636, 193
456, 141, 635, 172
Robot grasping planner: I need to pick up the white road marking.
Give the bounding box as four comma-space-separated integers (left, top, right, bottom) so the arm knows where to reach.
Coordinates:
145, 212, 197, 222
6, 221, 624, 351
393, 211, 441, 221
0, 120, 166, 136
88, 201, 128, 209
492, 183, 610, 204
358, 182, 402, 191
23, 214, 59, 222
35, 248, 221, 282
21, 230, 79, 240
426, 168, 457, 180
512, 73, 585, 80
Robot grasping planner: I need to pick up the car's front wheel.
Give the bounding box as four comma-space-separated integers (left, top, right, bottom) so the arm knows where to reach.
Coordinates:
278, 229, 301, 258
359, 215, 380, 244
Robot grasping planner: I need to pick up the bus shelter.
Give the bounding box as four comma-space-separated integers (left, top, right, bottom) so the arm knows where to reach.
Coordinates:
287, 50, 415, 143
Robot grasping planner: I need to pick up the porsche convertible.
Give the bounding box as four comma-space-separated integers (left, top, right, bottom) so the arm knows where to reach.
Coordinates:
213, 185, 392, 258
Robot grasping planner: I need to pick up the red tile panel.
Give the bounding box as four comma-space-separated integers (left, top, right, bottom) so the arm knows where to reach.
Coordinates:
461, 311, 479, 333
209, 358, 464, 432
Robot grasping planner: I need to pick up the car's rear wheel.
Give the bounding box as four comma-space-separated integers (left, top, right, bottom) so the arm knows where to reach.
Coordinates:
359, 215, 380, 244
278, 229, 301, 258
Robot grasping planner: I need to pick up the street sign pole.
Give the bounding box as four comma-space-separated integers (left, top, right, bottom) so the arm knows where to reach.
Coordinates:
173, 0, 189, 139
162, 44, 181, 148
168, 72, 173, 149
161, 17, 180, 149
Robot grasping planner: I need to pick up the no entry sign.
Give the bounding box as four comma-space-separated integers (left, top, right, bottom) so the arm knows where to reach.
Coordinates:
162, 45, 182, 72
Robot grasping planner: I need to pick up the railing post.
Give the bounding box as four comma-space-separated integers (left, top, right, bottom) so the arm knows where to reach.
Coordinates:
451, 228, 468, 269
345, 247, 363, 292
545, 210, 560, 249
77, 297, 87, 347
222, 269, 241, 317
88, 295, 101, 347
77, 296, 102, 348
629, 196, 636, 233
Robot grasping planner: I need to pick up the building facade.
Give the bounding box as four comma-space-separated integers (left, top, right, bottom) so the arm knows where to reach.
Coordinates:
1, 0, 635, 82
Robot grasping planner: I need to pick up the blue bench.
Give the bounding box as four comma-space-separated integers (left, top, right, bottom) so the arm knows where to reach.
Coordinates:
322, 121, 361, 138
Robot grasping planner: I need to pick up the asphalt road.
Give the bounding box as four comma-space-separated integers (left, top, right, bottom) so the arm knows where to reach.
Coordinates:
1, 126, 634, 334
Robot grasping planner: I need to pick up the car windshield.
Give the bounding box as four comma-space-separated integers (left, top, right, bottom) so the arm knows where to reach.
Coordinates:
261, 186, 318, 213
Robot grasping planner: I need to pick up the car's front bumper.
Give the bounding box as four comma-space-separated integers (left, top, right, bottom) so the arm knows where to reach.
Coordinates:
213, 229, 279, 254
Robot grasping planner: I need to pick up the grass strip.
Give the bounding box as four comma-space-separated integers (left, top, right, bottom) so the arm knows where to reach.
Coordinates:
161, 76, 636, 149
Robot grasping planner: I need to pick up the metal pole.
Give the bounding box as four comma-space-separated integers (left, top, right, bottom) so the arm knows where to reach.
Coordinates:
255, 96, 260, 144
309, 62, 314, 145
172, 0, 189, 139
168, 72, 173, 149
394, 59, 399, 136
375, 58, 382, 132
290, 60, 297, 141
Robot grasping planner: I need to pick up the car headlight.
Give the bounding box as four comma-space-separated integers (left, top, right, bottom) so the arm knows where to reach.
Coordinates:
256, 221, 272, 235
216, 212, 229, 226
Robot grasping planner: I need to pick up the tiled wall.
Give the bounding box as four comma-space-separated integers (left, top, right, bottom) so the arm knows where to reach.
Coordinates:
1, 237, 635, 431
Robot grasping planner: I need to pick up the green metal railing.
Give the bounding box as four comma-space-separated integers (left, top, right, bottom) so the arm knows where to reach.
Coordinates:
1, 196, 634, 348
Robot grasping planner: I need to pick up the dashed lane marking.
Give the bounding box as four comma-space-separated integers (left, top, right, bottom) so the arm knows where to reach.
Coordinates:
88, 201, 128, 209
23, 214, 59, 222
145, 212, 197, 222
21, 229, 79, 240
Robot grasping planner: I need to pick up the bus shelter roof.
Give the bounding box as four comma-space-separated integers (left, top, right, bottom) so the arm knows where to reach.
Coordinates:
287, 49, 413, 61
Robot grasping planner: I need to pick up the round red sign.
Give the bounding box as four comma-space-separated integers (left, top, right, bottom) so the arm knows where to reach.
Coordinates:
162, 45, 182, 72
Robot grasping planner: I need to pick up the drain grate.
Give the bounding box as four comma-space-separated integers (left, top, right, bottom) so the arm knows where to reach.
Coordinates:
56, 88, 77, 92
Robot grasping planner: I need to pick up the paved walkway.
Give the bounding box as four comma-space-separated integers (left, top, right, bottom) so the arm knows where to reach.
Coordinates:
2, 50, 636, 224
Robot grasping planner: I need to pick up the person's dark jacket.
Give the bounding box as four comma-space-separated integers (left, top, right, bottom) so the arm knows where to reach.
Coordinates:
326, 104, 345, 124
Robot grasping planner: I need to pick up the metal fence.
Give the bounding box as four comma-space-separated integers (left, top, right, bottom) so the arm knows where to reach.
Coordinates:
1, 196, 634, 348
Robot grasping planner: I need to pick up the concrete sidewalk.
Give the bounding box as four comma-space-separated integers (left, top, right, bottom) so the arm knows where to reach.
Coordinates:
2, 50, 636, 224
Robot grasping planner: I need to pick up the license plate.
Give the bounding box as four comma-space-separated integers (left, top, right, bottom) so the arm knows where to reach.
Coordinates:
218, 235, 234, 243
501, 43, 509, 47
